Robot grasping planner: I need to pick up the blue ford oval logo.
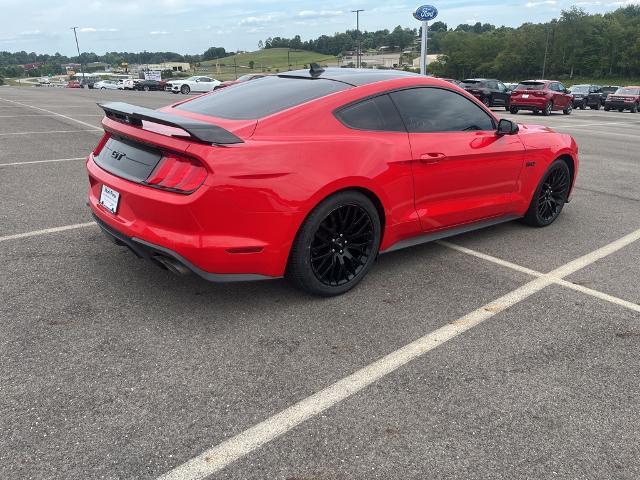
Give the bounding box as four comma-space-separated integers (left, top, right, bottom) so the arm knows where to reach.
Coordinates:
413, 5, 438, 21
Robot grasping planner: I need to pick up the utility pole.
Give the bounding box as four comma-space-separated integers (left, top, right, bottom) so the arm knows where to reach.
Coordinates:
542, 28, 550, 79
70, 27, 85, 85
351, 9, 364, 68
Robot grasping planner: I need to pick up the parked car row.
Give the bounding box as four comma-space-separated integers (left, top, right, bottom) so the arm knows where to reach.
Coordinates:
443, 77, 640, 115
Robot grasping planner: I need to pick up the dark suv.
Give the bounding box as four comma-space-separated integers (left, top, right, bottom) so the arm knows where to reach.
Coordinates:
460, 78, 511, 110
569, 84, 606, 110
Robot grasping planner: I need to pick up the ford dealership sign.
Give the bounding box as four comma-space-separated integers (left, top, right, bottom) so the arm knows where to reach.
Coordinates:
413, 5, 438, 21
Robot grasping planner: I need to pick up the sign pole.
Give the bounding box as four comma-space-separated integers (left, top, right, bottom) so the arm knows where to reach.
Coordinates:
414, 5, 437, 76
421, 20, 428, 76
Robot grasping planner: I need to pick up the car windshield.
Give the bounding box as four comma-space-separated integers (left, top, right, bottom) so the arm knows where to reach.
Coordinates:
616, 87, 640, 95
183, 76, 198, 81
516, 82, 545, 90
571, 86, 589, 93
176, 75, 351, 120
601, 87, 618, 93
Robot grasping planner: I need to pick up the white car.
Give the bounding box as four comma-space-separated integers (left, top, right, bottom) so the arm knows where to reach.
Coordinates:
122, 79, 141, 90
165, 76, 221, 94
94, 80, 120, 90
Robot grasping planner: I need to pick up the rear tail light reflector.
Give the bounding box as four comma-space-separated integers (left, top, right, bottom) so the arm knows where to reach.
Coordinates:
146, 153, 208, 193
92, 133, 110, 156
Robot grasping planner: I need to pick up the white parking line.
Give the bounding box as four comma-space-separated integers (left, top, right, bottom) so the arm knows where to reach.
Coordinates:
0, 114, 102, 118
0, 97, 102, 131
157, 228, 640, 480
0, 157, 86, 167
0, 222, 96, 243
0, 130, 100, 136
437, 240, 640, 313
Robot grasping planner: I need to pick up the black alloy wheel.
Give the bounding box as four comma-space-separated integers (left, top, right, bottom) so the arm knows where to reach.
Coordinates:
563, 102, 573, 115
523, 160, 571, 227
580, 100, 587, 110
287, 191, 381, 296
310, 204, 374, 287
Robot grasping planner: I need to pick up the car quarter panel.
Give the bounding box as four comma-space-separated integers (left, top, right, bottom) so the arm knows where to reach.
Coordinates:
515, 125, 579, 209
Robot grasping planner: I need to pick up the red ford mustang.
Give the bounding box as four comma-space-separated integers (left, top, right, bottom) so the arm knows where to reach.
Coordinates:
86, 67, 578, 296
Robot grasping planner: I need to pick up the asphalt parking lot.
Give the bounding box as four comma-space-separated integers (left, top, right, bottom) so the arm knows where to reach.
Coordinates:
1, 86, 639, 480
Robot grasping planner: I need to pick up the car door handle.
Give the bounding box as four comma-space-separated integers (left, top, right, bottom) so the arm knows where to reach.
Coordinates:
418, 153, 446, 164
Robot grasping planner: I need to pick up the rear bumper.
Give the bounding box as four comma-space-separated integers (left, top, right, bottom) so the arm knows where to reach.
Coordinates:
605, 101, 635, 109
509, 98, 547, 110
87, 155, 297, 279
92, 213, 272, 282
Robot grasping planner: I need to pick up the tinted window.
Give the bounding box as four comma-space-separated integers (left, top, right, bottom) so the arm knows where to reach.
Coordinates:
336, 95, 405, 132
571, 86, 589, 93
176, 76, 350, 120
557, 82, 567, 91
390, 88, 494, 133
461, 80, 484, 88
516, 82, 545, 91
617, 87, 640, 95
487, 81, 499, 90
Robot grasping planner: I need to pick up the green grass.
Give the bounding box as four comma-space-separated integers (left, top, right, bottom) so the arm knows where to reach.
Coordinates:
199, 48, 337, 81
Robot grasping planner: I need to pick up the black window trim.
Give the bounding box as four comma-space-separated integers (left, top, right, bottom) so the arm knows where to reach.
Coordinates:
333, 86, 497, 133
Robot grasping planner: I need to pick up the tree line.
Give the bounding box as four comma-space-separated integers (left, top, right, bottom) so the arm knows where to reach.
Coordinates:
428, 6, 640, 80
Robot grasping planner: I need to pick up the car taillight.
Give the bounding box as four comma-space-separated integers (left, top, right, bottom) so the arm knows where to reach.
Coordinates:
145, 153, 208, 193
533, 91, 546, 96
93, 133, 110, 156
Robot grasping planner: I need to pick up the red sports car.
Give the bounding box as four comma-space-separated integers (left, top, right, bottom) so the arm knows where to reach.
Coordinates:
86, 66, 578, 296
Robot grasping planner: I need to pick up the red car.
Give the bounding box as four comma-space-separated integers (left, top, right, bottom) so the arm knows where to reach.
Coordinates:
215, 73, 266, 90
604, 86, 640, 113
66, 81, 82, 88
509, 80, 573, 116
86, 67, 578, 296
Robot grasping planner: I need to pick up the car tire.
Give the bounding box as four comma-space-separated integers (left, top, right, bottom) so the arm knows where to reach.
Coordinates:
593, 101, 601, 110
509, 107, 519, 114
618, 108, 624, 112
522, 159, 571, 227
631, 103, 639, 113
563, 102, 573, 115
101, 87, 106, 90
542, 101, 553, 116
286, 191, 381, 297
604, 106, 610, 111
143, 85, 150, 91
181, 85, 190, 94
580, 101, 586, 110
482, 97, 491, 108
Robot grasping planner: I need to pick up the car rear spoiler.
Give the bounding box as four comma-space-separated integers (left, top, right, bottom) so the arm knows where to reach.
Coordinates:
97, 102, 244, 145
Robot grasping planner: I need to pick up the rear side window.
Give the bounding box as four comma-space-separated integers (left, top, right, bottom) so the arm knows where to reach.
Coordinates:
176, 76, 350, 120
335, 95, 405, 132
390, 87, 495, 133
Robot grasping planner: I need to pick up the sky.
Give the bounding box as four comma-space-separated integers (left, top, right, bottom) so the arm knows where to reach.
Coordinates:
1, 0, 638, 56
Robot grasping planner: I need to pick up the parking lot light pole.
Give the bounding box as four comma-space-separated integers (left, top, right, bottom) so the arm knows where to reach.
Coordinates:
351, 9, 364, 68
70, 27, 85, 84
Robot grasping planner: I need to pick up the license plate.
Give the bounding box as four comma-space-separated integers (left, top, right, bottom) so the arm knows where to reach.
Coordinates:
99, 185, 120, 214
522, 94, 529, 98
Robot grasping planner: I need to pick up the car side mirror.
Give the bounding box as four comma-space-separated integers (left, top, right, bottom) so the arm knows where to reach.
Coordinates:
497, 119, 519, 135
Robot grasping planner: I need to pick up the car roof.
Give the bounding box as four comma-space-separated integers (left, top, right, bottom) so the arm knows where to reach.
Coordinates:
277, 67, 419, 87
